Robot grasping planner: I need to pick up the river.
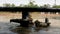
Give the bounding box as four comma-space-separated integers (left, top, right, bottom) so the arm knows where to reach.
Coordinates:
0, 12, 60, 34
0, 19, 60, 34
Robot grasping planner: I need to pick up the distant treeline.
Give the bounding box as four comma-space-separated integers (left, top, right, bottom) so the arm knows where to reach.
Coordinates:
2, 1, 60, 8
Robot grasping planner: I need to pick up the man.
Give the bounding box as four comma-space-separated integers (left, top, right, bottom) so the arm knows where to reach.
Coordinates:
45, 18, 49, 23
34, 20, 40, 27
45, 18, 50, 26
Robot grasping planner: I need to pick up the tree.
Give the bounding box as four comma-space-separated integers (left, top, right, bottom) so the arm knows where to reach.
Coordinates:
3, 3, 11, 7
52, 5, 60, 8
24, 1, 39, 8
18, 0, 39, 8
40, 4, 51, 8
3, 3, 15, 7
11, 4, 15, 7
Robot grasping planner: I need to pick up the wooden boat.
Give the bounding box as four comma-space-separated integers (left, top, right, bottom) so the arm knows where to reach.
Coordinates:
10, 19, 33, 27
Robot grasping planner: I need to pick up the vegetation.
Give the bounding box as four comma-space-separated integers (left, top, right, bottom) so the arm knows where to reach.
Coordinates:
3, 3, 15, 7
52, 5, 60, 8
40, 4, 51, 8
26, 1, 39, 8
3, 1, 39, 8
2, 0, 60, 8
19, 1, 39, 8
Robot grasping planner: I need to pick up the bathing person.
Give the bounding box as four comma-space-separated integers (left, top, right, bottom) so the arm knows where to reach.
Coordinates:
45, 18, 50, 26
34, 20, 41, 27
45, 18, 49, 23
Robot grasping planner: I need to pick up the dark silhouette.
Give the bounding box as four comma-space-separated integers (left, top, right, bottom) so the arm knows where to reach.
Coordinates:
45, 18, 50, 26
45, 18, 49, 23
10, 19, 22, 23
10, 15, 33, 27
22, 11, 29, 19
10, 19, 30, 27
34, 20, 41, 27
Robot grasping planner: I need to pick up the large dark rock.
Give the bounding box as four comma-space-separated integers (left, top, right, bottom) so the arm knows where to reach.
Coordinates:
20, 20, 29, 27
10, 19, 22, 23
10, 19, 30, 27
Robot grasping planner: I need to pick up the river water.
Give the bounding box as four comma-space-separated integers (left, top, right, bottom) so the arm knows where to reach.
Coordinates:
0, 19, 60, 34
0, 12, 60, 34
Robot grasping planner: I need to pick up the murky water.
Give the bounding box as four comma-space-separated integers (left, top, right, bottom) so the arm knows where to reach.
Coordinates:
0, 19, 60, 34
0, 12, 60, 34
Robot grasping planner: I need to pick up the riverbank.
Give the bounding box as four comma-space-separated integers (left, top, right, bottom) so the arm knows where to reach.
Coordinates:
0, 12, 60, 22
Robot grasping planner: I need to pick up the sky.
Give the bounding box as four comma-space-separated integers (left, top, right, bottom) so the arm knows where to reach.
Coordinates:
0, 0, 60, 7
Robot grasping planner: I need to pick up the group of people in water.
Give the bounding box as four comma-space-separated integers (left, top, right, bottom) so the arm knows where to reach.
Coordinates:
26, 15, 50, 27
10, 14, 50, 27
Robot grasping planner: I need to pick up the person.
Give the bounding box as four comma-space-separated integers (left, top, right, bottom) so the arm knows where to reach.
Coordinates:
34, 20, 40, 27
45, 18, 50, 26
45, 18, 49, 23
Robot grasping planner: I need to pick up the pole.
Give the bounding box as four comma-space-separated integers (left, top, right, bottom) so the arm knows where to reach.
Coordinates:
55, 0, 56, 6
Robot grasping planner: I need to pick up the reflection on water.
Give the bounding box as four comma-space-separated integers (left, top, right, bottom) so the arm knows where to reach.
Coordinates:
11, 26, 51, 34
11, 25, 46, 34
11, 27, 33, 34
